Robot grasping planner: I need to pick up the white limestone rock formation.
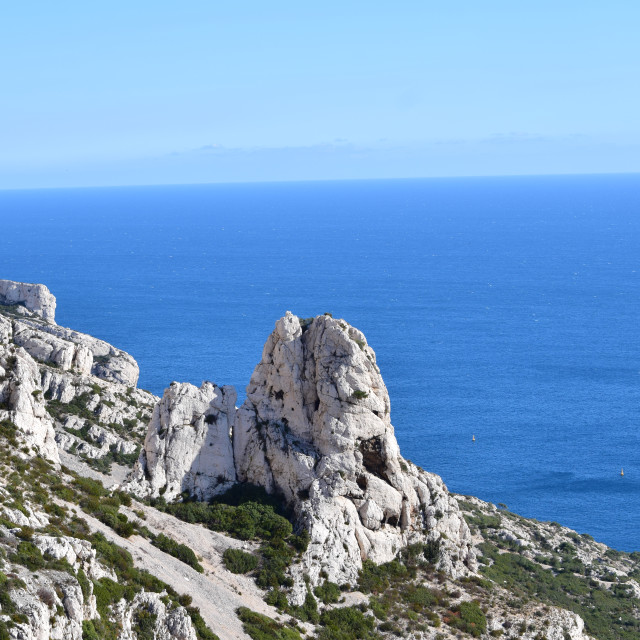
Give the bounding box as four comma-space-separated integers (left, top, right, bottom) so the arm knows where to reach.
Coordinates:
234, 312, 475, 601
0, 280, 155, 473
0, 343, 59, 462
126, 381, 237, 501
0, 279, 57, 323
56, 419, 140, 461
115, 591, 198, 640
13, 320, 93, 375
13, 317, 139, 386
0, 314, 11, 344
0, 279, 139, 386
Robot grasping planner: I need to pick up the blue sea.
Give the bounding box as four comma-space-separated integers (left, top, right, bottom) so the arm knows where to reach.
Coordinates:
1, 174, 639, 551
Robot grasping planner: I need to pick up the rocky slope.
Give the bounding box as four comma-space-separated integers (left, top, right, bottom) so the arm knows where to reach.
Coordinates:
1, 279, 639, 640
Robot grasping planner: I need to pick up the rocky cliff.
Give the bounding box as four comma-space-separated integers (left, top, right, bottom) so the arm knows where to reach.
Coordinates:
234, 312, 475, 597
126, 381, 237, 501
128, 312, 475, 603
0, 280, 57, 323
3, 279, 637, 640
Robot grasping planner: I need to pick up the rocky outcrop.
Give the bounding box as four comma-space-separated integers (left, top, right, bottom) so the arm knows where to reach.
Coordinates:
0, 280, 154, 475
13, 317, 139, 386
234, 313, 475, 600
127, 312, 475, 603
0, 279, 57, 323
0, 280, 139, 386
0, 343, 59, 462
126, 381, 237, 501
115, 591, 198, 640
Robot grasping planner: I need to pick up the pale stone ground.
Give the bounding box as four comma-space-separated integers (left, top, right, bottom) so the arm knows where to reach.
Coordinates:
68, 503, 273, 640
60, 450, 130, 487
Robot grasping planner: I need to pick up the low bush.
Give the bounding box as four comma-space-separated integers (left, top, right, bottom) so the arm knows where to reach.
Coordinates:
152, 533, 204, 573
153, 484, 305, 590
92, 577, 125, 617
358, 559, 409, 594
317, 606, 380, 640
187, 606, 220, 640
223, 548, 259, 574
314, 580, 341, 604
445, 600, 486, 637
12, 541, 45, 570
288, 590, 318, 624
133, 608, 157, 640
236, 606, 301, 640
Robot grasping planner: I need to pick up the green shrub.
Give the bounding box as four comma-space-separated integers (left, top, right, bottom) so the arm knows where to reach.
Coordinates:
0, 420, 18, 446
82, 620, 100, 640
289, 590, 318, 624
314, 580, 341, 604
317, 606, 380, 640
236, 606, 301, 640
223, 548, 259, 574
465, 512, 502, 530
406, 585, 439, 610
187, 606, 220, 640
92, 578, 125, 617
133, 608, 157, 640
159, 485, 302, 590
77, 569, 92, 599
358, 559, 408, 594
12, 541, 45, 570
73, 476, 108, 497
152, 533, 204, 573
265, 588, 289, 610
479, 541, 640, 640
255, 539, 295, 589
446, 601, 486, 637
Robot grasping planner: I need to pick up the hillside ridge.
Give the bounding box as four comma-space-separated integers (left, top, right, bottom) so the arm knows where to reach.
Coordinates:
1, 280, 638, 640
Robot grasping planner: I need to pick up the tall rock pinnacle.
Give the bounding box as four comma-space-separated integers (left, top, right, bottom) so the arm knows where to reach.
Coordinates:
234, 312, 475, 600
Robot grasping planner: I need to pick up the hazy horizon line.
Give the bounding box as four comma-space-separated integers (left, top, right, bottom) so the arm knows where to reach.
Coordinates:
1, 170, 639, 194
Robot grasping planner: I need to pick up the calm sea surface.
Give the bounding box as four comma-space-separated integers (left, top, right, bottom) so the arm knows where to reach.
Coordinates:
1, 175, 639, 551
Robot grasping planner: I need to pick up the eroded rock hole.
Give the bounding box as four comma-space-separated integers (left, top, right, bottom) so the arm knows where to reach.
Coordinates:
359, 436, 389, 482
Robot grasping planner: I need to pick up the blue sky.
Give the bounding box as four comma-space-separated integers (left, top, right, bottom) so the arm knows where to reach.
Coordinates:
1, 1, 639, 188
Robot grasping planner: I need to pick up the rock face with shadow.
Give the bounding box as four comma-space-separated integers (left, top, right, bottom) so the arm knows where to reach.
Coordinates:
234, 312, 475, 602
126, 381, 237, 501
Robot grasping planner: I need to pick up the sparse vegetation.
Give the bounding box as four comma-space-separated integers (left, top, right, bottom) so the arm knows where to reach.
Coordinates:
150, 484, 307, 591
444, 600, 486, 637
